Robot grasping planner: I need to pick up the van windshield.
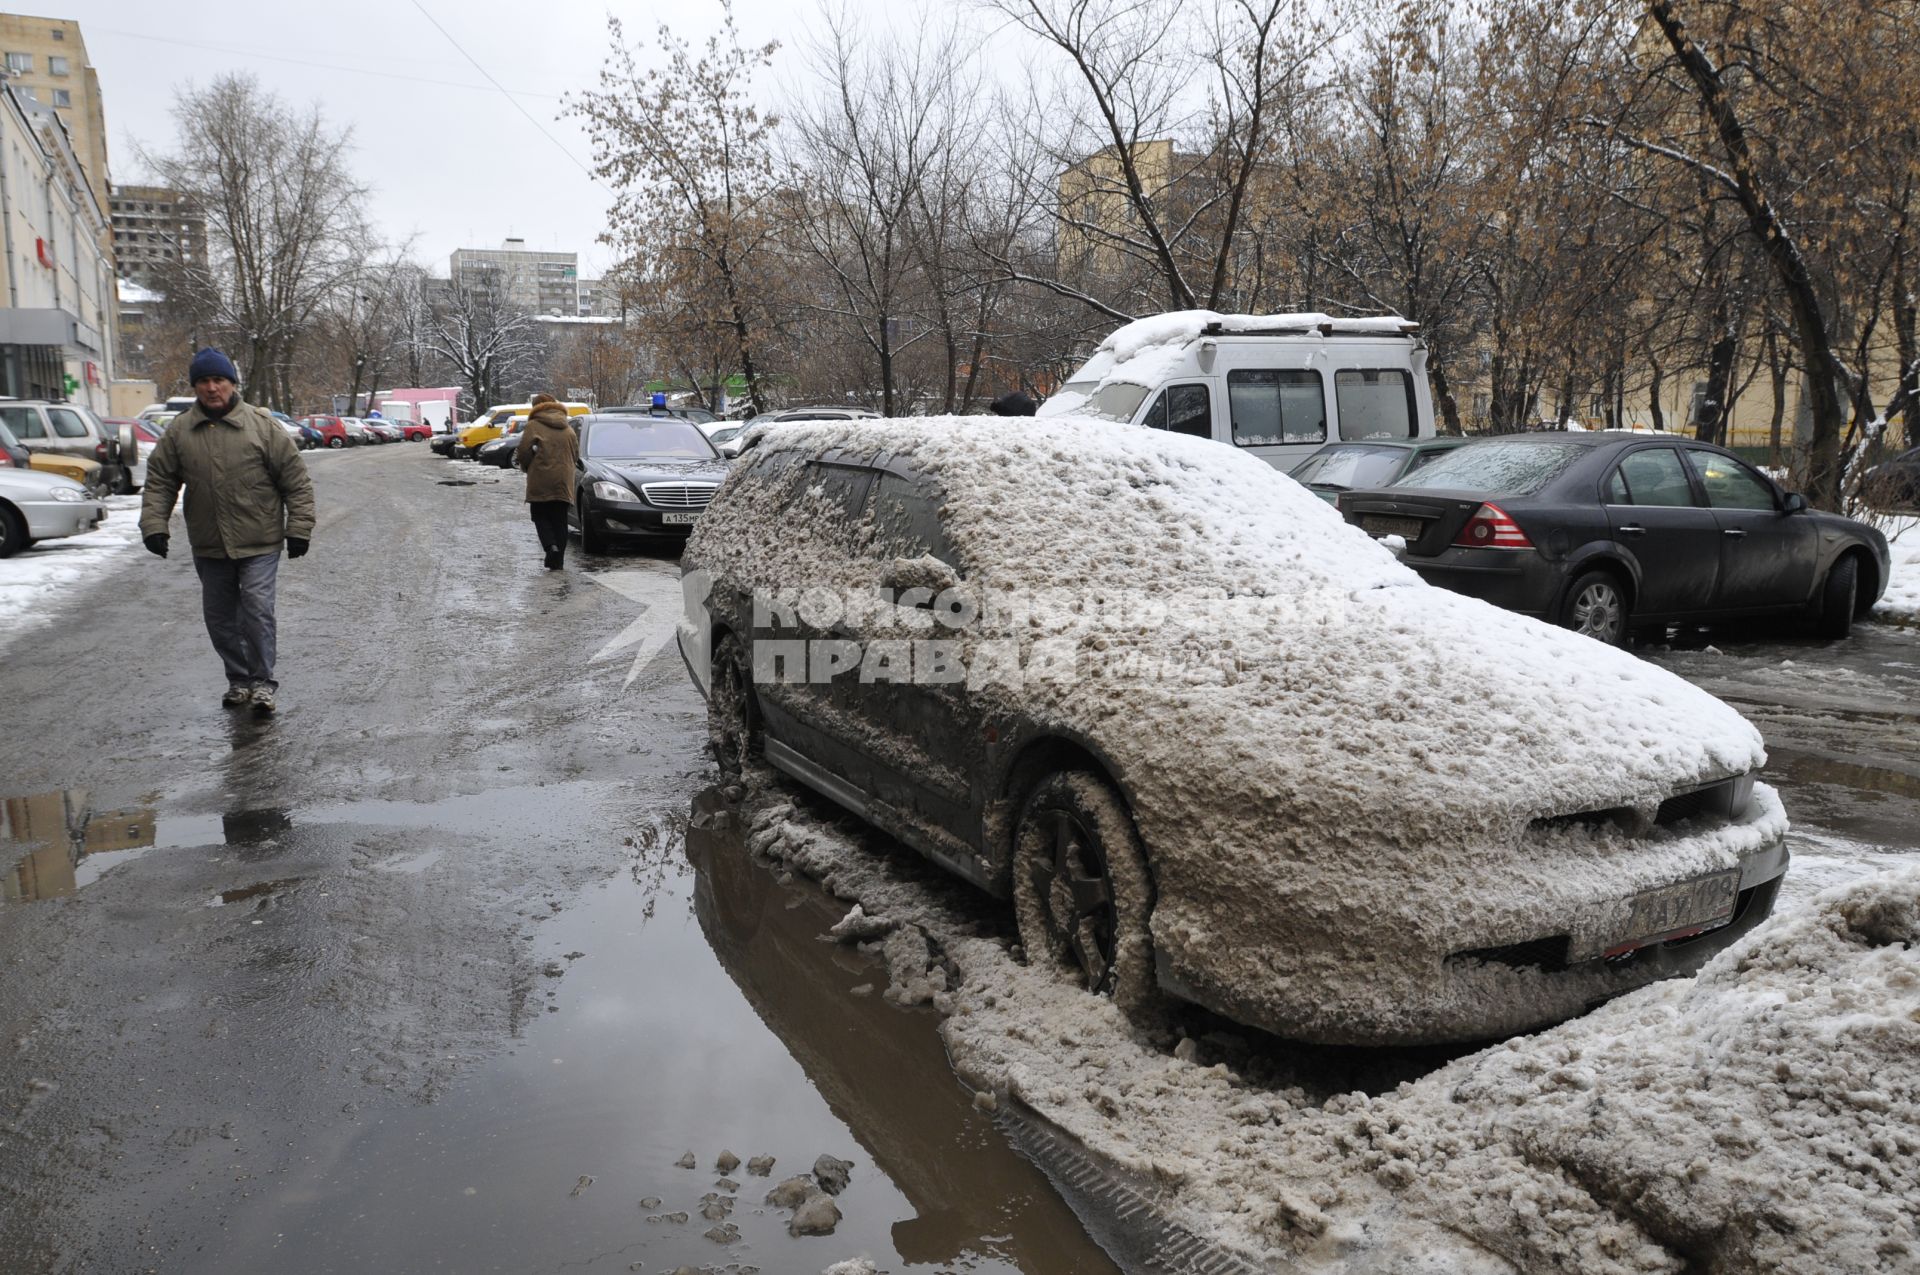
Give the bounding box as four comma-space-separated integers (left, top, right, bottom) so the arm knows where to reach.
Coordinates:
1082, 382, 1151, 423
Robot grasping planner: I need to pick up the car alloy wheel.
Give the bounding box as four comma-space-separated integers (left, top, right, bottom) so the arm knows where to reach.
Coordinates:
328, 437, 344, 449
708, 632, 759, 775
1012, 771, 1157, 1015
1563, 570, 1628, 646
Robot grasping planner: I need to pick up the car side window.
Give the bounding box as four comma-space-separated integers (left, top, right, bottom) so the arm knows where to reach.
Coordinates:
48, 408, 90, 439
1166, 384, 1211, 438
1229, 369, 1325, 446
1, 406, 44, 439
1683, 449, 1776, 511
786, 460, 874, 551
1335, 369, 1415, 440
1612, 448, 1697, 507
866, 470, 959, 568
1138, 391, 1168, 431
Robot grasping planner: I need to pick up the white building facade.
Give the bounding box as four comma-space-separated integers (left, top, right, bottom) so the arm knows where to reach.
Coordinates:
0, 80, 114, 410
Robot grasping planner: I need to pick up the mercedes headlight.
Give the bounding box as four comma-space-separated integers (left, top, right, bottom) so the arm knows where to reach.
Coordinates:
593, 481, 636, 503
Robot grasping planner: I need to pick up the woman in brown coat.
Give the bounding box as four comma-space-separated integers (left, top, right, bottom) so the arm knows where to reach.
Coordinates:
514, 393, 580, 570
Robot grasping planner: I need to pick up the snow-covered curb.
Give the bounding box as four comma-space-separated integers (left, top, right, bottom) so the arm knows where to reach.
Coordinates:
731, 784, 1920, 1274
0, 495, 143, 650
1872, 515, 1918, 622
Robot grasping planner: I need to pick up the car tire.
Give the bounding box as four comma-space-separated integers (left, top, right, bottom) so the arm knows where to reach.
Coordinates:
708, 632, 760, 775
1816, 554, 1859, 639
580, 510, 606, 555
328, 437, 344, 449
1012, 771, 1158, 1017
1560, 569, 1630, 646
0, 504, 26, 558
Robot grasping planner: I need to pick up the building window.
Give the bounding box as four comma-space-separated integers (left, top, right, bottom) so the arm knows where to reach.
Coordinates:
49, 55, 69, 76
5, 52, 31, 73
52, 89, 70, 107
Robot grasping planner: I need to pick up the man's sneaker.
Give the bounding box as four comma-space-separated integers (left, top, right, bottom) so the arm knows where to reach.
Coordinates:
222, 685, 251, 708
249, 685, 277, 715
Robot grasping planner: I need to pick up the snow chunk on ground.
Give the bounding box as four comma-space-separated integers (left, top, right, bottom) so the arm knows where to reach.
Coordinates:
1873, 515, 1919, 621
0, 496, 142, 652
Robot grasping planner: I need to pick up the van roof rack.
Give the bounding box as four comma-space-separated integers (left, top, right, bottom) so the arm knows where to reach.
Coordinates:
1198, 316, 1420, 337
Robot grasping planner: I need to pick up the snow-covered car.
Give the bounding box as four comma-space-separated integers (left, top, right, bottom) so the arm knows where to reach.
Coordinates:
678, 417, 1790, 1046
0, 467, 107, 556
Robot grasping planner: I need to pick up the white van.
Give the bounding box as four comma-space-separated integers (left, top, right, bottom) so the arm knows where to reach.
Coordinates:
1039, 311, 1435, 471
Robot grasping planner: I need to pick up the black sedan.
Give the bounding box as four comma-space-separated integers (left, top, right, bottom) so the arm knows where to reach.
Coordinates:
1338, 432, 1891, 644
1861, 446, 1920, 510
571, 414, 730, 552
476, 427, 523, 467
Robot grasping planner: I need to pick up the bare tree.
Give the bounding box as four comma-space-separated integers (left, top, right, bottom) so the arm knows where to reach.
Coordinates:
570, 2, 782, 410
428, 267, 545, 412
140, 74, 370, 411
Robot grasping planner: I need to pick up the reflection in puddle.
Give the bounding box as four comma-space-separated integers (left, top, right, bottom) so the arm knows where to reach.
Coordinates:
686, 787, 1121, 1274
211, 877, 305, 908
3, 790, 295, 902
3, 789, 157, 902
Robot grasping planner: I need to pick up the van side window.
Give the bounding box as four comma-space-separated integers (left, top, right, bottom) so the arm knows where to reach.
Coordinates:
1228, 369, 1324, 446
0, 406, 44, 439
1335, 370, 1414, 439
1166, 384, 1210, 438
1139, 384, 1210, 438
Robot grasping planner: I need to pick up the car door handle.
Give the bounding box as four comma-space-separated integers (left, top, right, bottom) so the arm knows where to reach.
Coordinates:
1617, 524, 1646, 536
1722, 528, 1747, 538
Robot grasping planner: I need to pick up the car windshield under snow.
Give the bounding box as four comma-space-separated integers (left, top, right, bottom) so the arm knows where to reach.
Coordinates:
1290, 445, 1406, 490
586, 419, 714, 459
1393, 440, 1587, 495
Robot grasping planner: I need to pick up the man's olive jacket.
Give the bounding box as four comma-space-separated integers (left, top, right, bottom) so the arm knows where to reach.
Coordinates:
139, 398, 317, 558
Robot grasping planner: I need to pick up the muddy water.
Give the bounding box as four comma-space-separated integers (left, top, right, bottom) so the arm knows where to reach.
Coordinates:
8, 789, 1114, 1275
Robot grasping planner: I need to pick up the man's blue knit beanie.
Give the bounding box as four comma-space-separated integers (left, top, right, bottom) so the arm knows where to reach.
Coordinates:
188, 348, 239, 384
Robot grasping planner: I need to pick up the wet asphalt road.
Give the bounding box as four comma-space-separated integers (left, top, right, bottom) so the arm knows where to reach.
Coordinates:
2, 444, 1916, 1274
0, 446, 1113, 1275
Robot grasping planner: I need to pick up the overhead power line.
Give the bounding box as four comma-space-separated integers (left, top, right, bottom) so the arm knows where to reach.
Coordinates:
406, 0, 604, 187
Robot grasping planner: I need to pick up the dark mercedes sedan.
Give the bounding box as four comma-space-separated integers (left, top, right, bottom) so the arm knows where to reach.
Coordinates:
1339, 432, 1890, 644
570, 414, 729, 552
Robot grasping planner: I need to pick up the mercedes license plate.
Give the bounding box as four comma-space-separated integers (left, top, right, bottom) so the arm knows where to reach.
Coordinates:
1361, 514, 1424, 539
661, 511, 699, 525
1613, 869, 1739, 952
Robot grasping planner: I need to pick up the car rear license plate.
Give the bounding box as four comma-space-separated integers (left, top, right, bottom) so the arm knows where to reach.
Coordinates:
1361, 514, 1424, 539
1610, 869, 1740, 953
661, 511, 699, 525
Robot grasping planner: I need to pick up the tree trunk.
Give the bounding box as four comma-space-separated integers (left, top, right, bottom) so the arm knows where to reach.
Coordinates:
1766, 328, 1787, 470
1696, 308, 1736, 446
1648, 355, 1666, 433
1646, 0, 1847, 507
1430, 360, 1463, 436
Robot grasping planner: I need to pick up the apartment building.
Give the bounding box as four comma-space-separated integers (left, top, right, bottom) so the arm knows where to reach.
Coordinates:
0, 80, 115, 408
449, 238, 579, 315
0, 13, 107, 213
109, 184, 206, 288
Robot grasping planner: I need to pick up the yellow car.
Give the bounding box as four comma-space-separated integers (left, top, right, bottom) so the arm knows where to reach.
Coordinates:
457, 402, 588, 455
28, 452, 105, 496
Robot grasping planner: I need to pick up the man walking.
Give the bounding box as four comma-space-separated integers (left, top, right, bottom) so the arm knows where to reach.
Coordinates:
139, 349, 316, 715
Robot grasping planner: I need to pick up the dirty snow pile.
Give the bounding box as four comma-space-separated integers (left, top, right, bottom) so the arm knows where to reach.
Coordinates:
1873, 515, 1919, 621
738, 789, 1920, 1274
0, 495, 142, 647
694, 416, 1772, 1043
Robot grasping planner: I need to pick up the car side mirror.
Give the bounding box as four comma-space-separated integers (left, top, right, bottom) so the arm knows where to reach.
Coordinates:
883, 555, 960, 601
1782, 491, 1807, 514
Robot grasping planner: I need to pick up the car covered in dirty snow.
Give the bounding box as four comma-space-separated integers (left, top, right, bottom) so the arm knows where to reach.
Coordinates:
677, 416, 1789, 1046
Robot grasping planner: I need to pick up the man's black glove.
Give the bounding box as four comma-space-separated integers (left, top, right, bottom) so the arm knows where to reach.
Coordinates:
143, 533, 169, 558
286, 537, 310, 559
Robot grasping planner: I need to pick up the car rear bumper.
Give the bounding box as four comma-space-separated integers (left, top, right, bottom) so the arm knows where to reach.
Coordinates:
1400, 548, 1564, 618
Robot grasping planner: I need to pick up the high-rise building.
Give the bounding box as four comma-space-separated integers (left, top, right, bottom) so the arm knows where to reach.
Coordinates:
448, 238, 579, 315
108, 185, 207, 288
0, 13, 109, 213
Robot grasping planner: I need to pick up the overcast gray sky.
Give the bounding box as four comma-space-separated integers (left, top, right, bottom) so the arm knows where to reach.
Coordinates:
65, 0, 887, 281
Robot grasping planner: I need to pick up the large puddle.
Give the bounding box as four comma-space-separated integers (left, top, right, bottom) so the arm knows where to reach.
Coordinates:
30, 782, 1122, 1274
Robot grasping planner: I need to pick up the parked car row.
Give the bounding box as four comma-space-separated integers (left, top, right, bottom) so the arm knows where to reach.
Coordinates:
0, 399, 143, 494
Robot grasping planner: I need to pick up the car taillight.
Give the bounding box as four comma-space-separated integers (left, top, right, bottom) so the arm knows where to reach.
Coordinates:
1452, 502, 1533, 549
95, 441, 110, 462
0, 453, 10, 466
